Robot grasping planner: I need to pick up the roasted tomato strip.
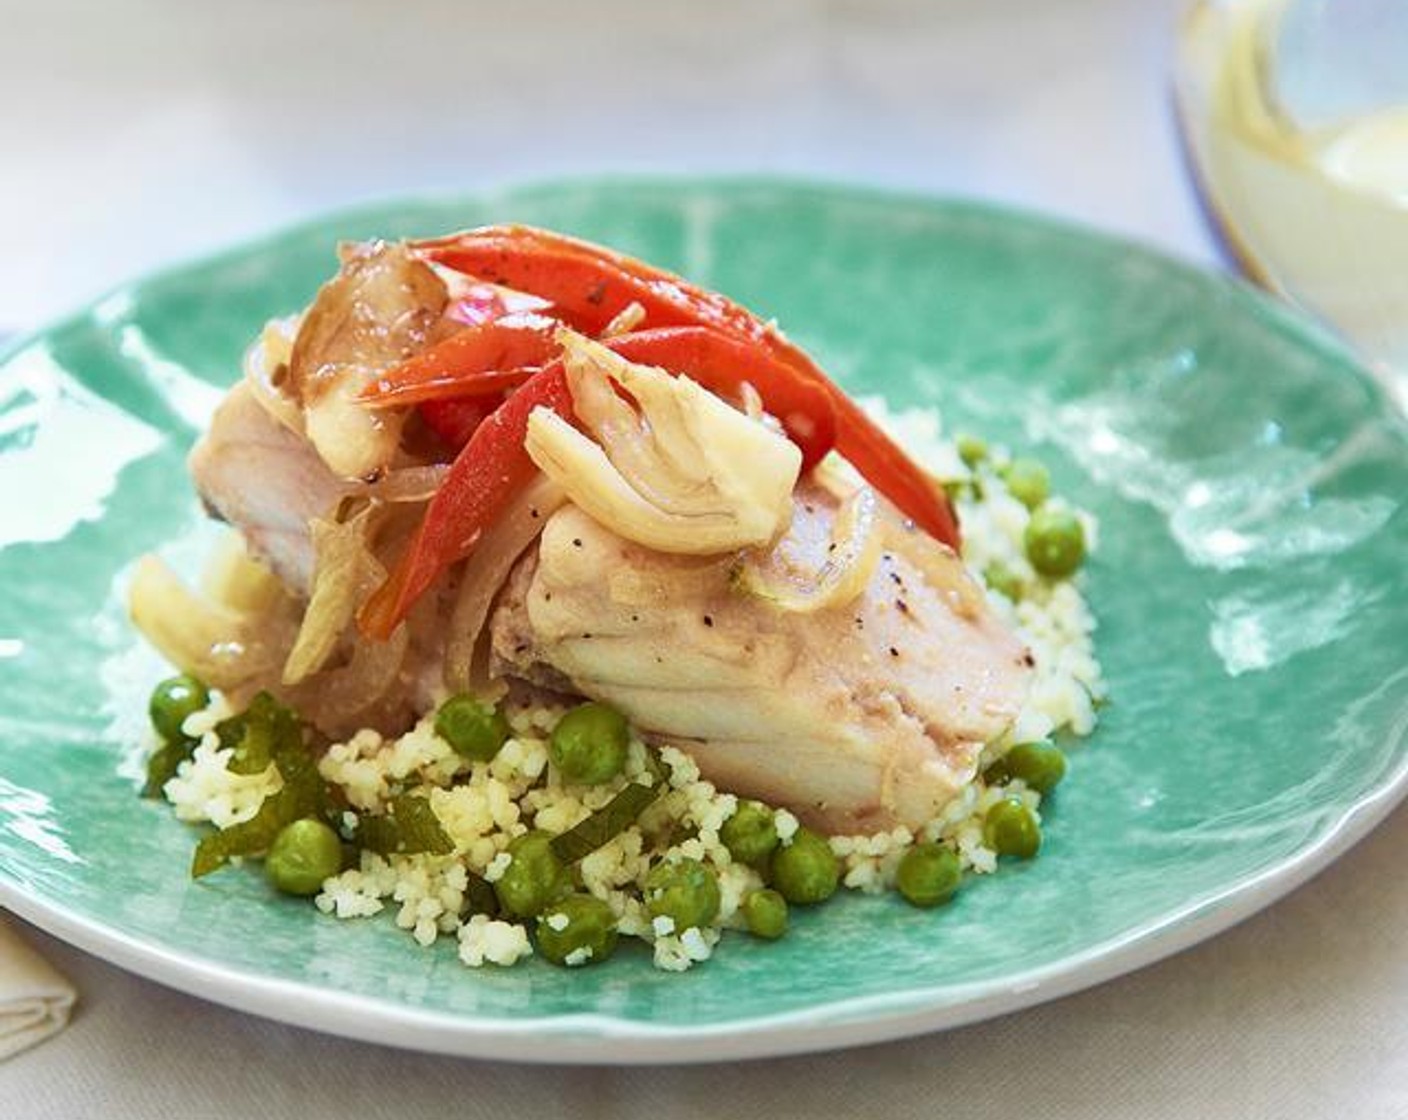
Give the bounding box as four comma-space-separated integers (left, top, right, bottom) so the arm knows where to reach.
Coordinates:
357, 366, 576, 640
358, 313, 559, 408
418, 225, 959, 546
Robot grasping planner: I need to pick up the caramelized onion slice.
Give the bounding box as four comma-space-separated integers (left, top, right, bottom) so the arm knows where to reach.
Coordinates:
351, 465, 449, 504
443, 474, 568, 693
282, 506, 374, 686
288, 242, 447, 479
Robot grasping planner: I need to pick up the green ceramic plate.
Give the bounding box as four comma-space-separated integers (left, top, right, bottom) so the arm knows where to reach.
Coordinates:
2, 179, 1405, 1063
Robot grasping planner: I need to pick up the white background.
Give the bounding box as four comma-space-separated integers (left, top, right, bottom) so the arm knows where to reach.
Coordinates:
1, 0, 1218, 331
3, 1, 1406, 1115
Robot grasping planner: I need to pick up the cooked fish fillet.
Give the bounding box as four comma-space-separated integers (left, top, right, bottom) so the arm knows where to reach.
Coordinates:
193, 376, 1034, 832
491, 489, 1033, 834
188, 381, 343, 594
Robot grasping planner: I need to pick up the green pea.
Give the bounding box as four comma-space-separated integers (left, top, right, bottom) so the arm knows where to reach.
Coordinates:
992, 742, 1067, 794
956, 433, 988, 468
741, 889, 789, 940
265, 818, 342, 896
1024, 507, 1086, 579
1003, 457, 1050, 510
494, 831, 572, 919
983, 562, 1025, 602
149, 674, 209, 742
895, 843, 962, 908
644, 858, 721, 932
769, 828, 839, 905
536, 893, 619, 967
549, 702, 629, 784
435, 694, 509, 761
720, 800, 779, 866
983, 798, 1042, 859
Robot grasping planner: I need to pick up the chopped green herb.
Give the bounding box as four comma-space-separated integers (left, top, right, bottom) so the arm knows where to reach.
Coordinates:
191, 693, 337, 878
355, 794, 454, 856
462, 868, 500, 917
143, 737, 195, 799
550, 776, 662, 864
215, 691, 302, 776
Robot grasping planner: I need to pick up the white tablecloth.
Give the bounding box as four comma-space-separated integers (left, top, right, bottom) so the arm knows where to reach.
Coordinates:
2, 1, 1404, 1114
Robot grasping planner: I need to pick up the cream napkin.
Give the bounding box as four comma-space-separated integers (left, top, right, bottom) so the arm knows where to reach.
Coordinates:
0, 915, 77, 1060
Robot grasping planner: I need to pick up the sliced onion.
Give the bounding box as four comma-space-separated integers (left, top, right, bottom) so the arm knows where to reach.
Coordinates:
524, 332, 799, 554
289, 243, 446, 479
129, 554, 284, 691
738, 381, 765, 421
429, 267, 553, 320
282, 506, 374, 685
736, 485, 883, 612
283, 505, 411, 729
812, 457, 987, 618
243, 315, 305, 436
287, 588, 408, 733
351, 464, 449, 503
443, 474, 568, 692
199, 530, 287, 616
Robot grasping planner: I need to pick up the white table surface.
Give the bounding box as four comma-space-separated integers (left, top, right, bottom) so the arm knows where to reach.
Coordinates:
2, 1, 1404, 1115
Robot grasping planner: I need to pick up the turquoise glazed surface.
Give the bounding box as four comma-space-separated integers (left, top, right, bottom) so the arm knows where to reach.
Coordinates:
2, 179, 1406, 1062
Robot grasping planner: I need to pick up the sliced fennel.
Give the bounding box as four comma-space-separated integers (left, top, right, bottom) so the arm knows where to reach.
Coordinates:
524, 331, 799, 555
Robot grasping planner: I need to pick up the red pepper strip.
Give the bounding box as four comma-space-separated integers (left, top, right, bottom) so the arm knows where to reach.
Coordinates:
418, 397, 500, 451
420, 225, 798, 351
419, 226, 960, 547
424, 237, 693, 336
362, 315, 836, 468
604, 328, 835, 472
358, 366, 576, 640
358, 313, 559, 409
